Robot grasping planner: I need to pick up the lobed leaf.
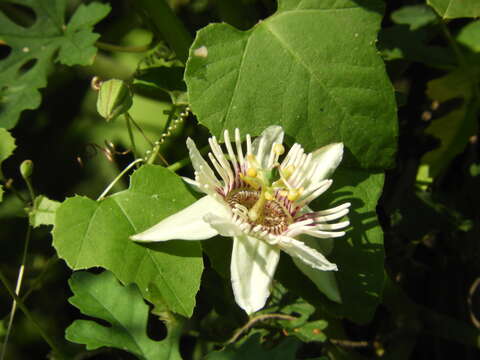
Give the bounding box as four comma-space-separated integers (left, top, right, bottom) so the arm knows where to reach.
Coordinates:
185, 0, 397, 170
0, 0, 110, 128
52, 165, 203, 317
66, 271, 182, 360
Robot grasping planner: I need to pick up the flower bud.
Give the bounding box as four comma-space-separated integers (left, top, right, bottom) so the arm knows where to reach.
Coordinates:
20, 159, 33, 180
96, 79, 133, 122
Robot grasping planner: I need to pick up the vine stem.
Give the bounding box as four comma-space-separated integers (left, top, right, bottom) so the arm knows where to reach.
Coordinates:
226, 313, 296, 345
134, 0, 192, 63
1, 169, 37, 360
0, 269, 65, 358
97, 158, 144, 201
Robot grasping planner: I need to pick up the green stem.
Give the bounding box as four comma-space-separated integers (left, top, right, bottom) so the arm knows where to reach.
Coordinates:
1, 226, 32, 360
0, 269, 66, 358
134, 0, 192, 63
97, 158, 144, 201
125, 114, 138, 158
96, 41, 152, 53
166, 145, 210, 172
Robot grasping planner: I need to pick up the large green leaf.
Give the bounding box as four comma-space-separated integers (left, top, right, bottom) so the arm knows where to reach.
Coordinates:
0, 0, 111, 129
0, 128, 16, 201
66, 271, 181, 360
52, 165, 203, 317
277, 168, 385, 324
427, 0, 480, 19
185, 0, 397, 170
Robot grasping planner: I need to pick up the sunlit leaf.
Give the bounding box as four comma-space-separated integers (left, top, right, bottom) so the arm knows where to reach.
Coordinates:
52, 165, 203, 317
0, 0, 110, 128
0, 128, 16, 201
66, 271, 182, 360
185, 0, 397, 170
457, 20, 480, 53
391, 5, 437, 30
28, 195, 60, 228
427, 0, 480, 19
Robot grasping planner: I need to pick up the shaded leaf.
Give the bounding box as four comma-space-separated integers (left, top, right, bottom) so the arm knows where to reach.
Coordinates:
0, 0, 110, 128
421, 68, 479, 177
427, 0, 480, 19
205, 333, 299, 360
185, 0, 397, 170
66, 271, 181, 360
52, 165, 203, 317
378, 25, 454, 68
28, 195, 60, 228
277, 168, 385, 324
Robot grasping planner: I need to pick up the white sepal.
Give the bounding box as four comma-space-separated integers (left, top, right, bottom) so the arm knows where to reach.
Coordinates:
130, 196, 229, 242
278, 236, 338, 271
230, 235, 280, 314
310, 143, 344, 183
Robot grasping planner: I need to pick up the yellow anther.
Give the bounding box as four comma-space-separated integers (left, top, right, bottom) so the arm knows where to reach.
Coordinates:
282, 165, 295, 179
288, 189, 301, 202
273, 143, 285, 155
265, 191, 274, 201
246, 167, 257, 177
279, 190, 288, 197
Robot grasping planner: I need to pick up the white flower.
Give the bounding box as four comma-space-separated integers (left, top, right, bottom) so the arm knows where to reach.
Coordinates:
131, 126, 350, 314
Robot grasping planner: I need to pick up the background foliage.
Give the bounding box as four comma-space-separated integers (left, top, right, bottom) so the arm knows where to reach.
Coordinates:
0, 0, 479, 359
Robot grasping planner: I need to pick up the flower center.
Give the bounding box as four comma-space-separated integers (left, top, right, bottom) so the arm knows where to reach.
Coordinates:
226, 189, 293, 234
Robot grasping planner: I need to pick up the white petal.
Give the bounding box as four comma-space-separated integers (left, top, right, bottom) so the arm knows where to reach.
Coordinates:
252, 126, 284, 169
130, 196, 229, 242
203, 213, 242, 237
278, 236, 337, 271
181, 176, 202, 192
310, 143, 344, 183
230, 235, 280, 314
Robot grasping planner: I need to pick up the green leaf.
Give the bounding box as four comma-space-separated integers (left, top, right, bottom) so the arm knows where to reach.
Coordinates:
0, 128, 16, 201
391, 5, 437, 30
427, 0, 480, 19
0, 128, 16, 176
277, 168, 385, 324
378, 25, 455, 68
457, 20, 480, 53
66, 271, 182, 360
0, 1, 111, 129
205, 333, 299, 360
52, 165, 203, 317
421, 68, 479, 177
134, 66, 188, 105
28, 195, 61, 228
185, 0, 397, 170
